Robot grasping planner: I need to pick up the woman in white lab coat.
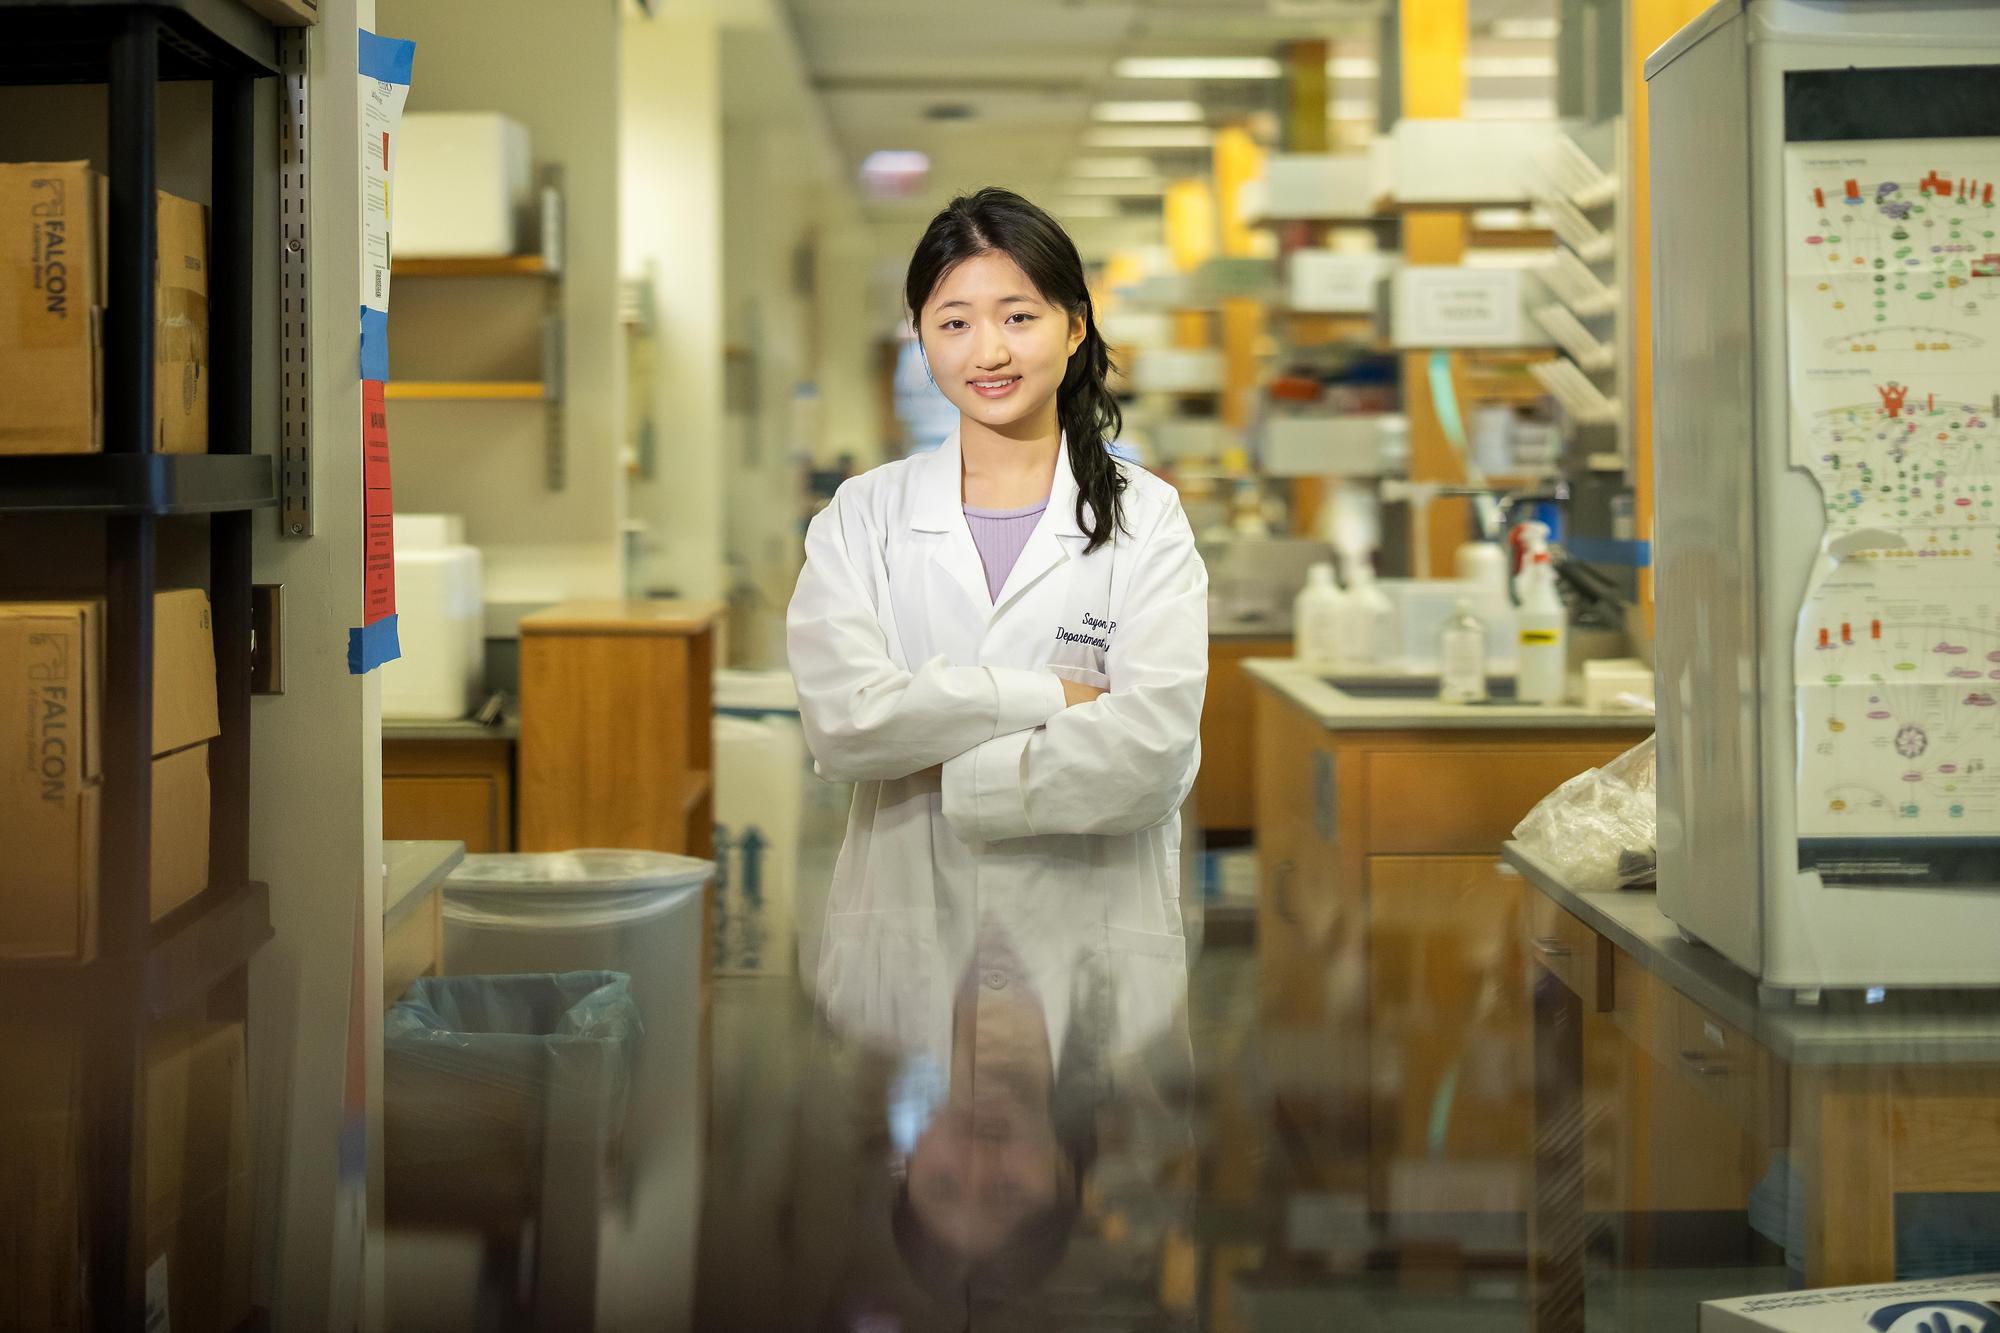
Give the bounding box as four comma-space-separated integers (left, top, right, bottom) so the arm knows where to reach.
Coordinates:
786, 186, 1207, 1084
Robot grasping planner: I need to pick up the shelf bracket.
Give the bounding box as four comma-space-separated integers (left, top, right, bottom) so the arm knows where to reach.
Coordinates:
278, 29, 314, 538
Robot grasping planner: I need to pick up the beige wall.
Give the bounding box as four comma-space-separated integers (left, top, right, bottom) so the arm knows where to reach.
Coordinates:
377, 0, 625, 606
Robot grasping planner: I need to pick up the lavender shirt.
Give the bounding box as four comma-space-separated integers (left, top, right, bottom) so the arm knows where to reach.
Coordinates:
964, 498, 1049, 601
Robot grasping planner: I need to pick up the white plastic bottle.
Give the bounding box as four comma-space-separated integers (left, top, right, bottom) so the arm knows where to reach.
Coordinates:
1438, 599, 1488, 704
1293, 562, 1346, 668
1334, 557, 1396, 668
1515, 525, 1567, 705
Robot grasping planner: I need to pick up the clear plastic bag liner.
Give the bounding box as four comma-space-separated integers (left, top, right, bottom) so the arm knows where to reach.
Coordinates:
1512, 734, 1657, 894
443, 850, 714, 931
383, 971, 642, 1220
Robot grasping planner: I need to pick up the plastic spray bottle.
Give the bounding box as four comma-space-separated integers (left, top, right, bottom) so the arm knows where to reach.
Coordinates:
1514, 522, 1567, 705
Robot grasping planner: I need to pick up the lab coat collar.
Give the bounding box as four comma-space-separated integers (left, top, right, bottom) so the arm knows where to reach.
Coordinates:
910, 427, 1089, 616
909, 427, 1087, 538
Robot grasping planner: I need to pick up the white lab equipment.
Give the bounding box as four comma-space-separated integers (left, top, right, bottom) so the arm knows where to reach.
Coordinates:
1332, 559, 1395, 669
1647, 0, 2000, 990
380, 513, 484, 721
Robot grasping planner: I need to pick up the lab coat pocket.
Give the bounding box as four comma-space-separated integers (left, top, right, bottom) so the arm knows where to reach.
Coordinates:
1103, 924, 1189, 1057
816, 909, 945, 1057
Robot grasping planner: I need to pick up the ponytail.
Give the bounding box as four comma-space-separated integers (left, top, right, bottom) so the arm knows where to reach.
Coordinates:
1058, 311, 1127, 554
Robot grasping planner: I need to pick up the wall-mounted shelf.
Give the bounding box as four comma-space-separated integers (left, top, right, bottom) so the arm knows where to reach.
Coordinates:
1530, 358, 1619, 426
384, 381, 549, 402
0, 0, 276, 85
0, 453, 277, 514
394, 254, 555, 278
1532, 304, 1617, 373
383, 169, 568, 489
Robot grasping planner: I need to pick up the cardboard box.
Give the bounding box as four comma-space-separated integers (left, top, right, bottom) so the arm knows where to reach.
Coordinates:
0, 1018, 250, 1331
0, 590, 219, 960
0, 163, 209, 456
1701, 1275, 2000, 1333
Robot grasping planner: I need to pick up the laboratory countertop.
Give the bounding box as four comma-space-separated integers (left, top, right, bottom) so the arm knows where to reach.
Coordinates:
382, 706, 519, 742
1243, 657, 1655, 731
1504, 842, 2000, 1066
384, 839, 466, 928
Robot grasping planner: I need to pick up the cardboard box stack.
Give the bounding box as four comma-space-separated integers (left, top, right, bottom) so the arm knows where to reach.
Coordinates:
0, 589, 219, 961
0, 162, 209, 455
0, 1016, 251, 1330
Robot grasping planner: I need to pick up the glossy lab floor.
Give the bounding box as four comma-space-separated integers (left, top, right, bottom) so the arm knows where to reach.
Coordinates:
690, 907, 1787, 1333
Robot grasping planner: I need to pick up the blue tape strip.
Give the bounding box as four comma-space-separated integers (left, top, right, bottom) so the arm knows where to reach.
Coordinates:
347, 614, 401, 674
358, 30, 415, 86
360, 307, 389, 382
1566, 538, 1653, 568
1427, 349, 1469, 456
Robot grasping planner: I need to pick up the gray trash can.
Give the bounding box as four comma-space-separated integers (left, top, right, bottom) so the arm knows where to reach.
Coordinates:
438, 851, 712, 1330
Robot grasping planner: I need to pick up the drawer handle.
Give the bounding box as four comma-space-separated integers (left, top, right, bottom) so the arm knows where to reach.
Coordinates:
1273, 860, 1300, 925
1531, 936, 1572, 960
1678, 1050, 1732, 1078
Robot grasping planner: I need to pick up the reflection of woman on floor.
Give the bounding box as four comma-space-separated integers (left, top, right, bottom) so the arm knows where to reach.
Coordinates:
784, 915, 1193, 1333
890, 926, 1094, 1304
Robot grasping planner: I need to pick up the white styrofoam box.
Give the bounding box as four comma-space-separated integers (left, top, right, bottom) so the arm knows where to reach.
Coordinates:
390, 112, 532, 258
1133, 347, 1225, 394
1700, 1275, 2000, 1333
1261, 414, 1394, 477
380, 516, 484, 720
714, 667, 799, 713
1151, 418, 1229, 461
1582, 658, 1654, 712
391, 512, 465, 549
1288, 249, 1394, 313
1392, 266, 1542, 348
1379, 578, 1518, 671
1257, 153, 1382, 220
1389, 119, 1555, 205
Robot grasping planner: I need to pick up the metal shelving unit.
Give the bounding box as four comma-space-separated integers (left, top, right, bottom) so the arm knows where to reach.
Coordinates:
0, 1, 280, 1326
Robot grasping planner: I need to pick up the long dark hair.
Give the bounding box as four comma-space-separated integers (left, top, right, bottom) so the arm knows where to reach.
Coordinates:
906, 187, 1126, 553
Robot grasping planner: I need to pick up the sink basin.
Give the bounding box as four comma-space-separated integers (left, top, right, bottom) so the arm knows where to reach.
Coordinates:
1321, 675, 1519, 702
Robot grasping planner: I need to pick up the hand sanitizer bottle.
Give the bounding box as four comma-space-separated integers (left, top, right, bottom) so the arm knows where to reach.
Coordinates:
1438, 599, 1489, 704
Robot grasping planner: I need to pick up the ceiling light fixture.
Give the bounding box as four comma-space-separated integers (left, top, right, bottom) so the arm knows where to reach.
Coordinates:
1082, 125, 1216, 149
1092, 100, 1204, 123
1113, 56, 1281, 80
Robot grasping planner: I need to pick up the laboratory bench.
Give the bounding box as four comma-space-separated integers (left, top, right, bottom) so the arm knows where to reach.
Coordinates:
1244, 657, 1653, 1232
1505, 842, 2000, 1330
383, 710, 518, 853
382, 839, 465, 1008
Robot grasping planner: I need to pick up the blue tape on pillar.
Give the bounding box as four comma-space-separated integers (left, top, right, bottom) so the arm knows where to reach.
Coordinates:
347, 614, 401, 674
360, 306, 390, 382
359, 30, 415, 86
1565, 538, 1653, 568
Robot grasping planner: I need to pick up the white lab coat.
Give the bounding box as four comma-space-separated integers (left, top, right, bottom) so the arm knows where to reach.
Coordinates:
786, 429, 1207, 1064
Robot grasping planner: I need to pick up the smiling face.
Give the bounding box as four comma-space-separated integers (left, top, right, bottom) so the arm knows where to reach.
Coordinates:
917, 250, 1086, 441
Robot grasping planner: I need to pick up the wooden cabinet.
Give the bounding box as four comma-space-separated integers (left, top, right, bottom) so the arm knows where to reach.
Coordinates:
1199, 636, 1291, 833
1251, 676, 1652, 1222
383, 739, 513, 853
517, 600, 720, 857
1366, 855, 1534, 1217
